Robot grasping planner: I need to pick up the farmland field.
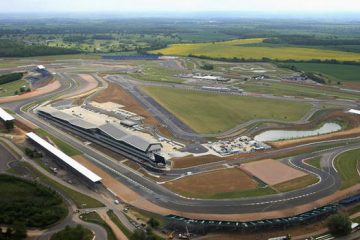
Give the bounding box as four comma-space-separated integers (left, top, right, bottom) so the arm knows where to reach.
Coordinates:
289, 63, 360, 82
151, 38, 360, 62
141, 86, 311, 133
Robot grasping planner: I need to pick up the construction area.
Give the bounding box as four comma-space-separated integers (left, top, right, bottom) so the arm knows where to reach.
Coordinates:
205, 136, 271, 156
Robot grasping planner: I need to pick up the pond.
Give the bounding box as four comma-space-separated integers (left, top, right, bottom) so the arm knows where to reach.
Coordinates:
254, 123, 342, 142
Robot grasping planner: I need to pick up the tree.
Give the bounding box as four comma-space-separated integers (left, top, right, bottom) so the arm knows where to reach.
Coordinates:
327, 214, 352, 237
147, 218, 160, 229
4, 120, 14, 130
12, 221, 27, 240
25, 147, 34, 158
130, 229, 147, 240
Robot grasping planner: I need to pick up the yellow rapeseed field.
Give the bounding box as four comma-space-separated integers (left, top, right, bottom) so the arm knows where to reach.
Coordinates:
151, 38, 360, 61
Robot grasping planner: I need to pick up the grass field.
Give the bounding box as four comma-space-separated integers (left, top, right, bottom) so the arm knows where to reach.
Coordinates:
272, 175, 319, 192
290, 63, 360, 82
240, 82, 360, 100
141, 86, 311, 133
304, 157, 321, 169
34, 128, 81, 156
151, 38, 360, 61
129, 61, 184, 83
106, 210, 132, 238
334, 149, 360, 189
22, 162, 104, 208
0, 79, 29, 97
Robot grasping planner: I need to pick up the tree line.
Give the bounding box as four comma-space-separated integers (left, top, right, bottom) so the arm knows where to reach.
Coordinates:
0, 40, 80, 57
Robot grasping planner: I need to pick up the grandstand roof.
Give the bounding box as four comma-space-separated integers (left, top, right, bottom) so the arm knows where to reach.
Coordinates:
0, 107, 15, 121
349, 109, 360, 115
38, 107, 162, 153
69, 119, 97, 130
26, 132, 102, 183
99, 123, 127, 140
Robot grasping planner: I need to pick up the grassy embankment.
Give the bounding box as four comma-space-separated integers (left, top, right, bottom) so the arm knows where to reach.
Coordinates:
106, 210, 133, 238
305, 157, 322, 169
33, 128, 81, 156
0, 72, 28, 97
334, 149, 360, 189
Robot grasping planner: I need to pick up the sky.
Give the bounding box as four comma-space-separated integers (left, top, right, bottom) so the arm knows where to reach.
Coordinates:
1, 0, 360, 14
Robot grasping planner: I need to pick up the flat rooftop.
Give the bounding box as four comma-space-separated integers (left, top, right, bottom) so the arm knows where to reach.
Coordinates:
0, 107, 15, 122
26, 132, 102, 183
349, 109, 360, 115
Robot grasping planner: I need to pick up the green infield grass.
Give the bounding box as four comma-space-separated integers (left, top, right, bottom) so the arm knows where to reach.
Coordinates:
141, 86, 312, 134
334, 148, 360, 189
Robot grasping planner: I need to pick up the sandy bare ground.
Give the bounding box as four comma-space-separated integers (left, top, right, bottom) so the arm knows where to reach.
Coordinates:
0, 80, 61, 103
92, 82, 172, 137
72, 155, 360, 221
98, 209, 128, 240
270, 126, 360, 148
240, 159, 307, 186
62, 74, 99, 99
165, 168, 257, 196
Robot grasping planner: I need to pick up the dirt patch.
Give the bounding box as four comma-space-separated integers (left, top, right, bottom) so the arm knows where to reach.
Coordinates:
98, 209, 128, 240
0, 80, 61, 103
165, 168, 257, 196
343, 82, 360, 91
240, 159, 307, 186
273, 174, 319, 193
270, 126, 360, 148
62, 74, 99, 99
92, 82, 172, 137
171, 152, 265, 169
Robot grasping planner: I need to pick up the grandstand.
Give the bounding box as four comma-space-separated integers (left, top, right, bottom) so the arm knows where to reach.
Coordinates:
37, 107, 165, 166
26, 132, 102, 185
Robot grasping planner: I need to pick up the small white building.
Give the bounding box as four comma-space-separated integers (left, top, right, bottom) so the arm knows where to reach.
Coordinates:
37, 65, 46, 71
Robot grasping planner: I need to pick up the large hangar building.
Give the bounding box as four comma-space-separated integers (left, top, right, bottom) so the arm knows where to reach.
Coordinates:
37, 107, 165, 166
